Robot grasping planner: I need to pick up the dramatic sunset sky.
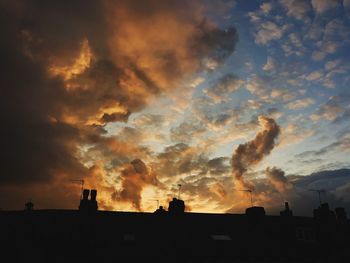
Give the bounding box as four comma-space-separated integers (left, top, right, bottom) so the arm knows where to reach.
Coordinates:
1, 0, 350, 215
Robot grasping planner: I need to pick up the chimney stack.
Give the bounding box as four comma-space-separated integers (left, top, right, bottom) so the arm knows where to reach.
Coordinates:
335, 207, 347, 221
82, 189, 90, 200
90, 189, 97, 201
79, 189, 98, 212
280, 202, 293, 217
168, 198, 185, 216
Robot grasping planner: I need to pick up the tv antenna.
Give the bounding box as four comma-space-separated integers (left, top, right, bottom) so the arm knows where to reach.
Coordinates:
178, 184, 182, 199
238, 189, 254, 207
71, 179, 84, 200
309, 189, 326, 205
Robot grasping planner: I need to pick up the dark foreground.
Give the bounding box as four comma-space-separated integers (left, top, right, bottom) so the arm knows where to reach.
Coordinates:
0, 208, 349, 263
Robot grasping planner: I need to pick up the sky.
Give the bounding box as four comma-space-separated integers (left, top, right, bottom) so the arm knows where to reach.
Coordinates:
1, 0, 350, 215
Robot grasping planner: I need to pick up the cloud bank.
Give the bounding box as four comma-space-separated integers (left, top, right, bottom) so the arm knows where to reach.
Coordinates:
0, 0, 238, 210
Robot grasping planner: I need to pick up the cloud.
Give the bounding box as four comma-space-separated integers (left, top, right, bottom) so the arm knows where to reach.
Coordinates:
292, 169, 350, 214
204, 74, 243, 103
112, 159, 158, 211
312, 41, 338, 61
207, 157, 231, 175
260, 3, 273, 14
248, 2, 273, 22
191, 96, 241, 130
304, 70, 323, 81
325, 59, 342, 71
263, 56, 277, 71
288, 32, 303, 48
311, 51, 327, 61
310, 19, 347, 61
255, 21, 286, 45
324, 18, 349, 39
170, 121, 206, 143
245, 75, 271, 100
245, 75, 297, 104
295, 133, 350, 158
131, 114, 166, 129
154, 143, 207, 178
267, 108, 284, 119
265, 167, 293, 193
280, 0, 311, 20
209, 182, 227, 199
270, 88, 296, 102
286, 98, 315, 109
311, 0, 341, 14
282, 32, 306, 57
0, 0, 238, 209
231, 116, 280, 189
310, 94, 350, 121
227, 169, 350, 216
278, 122, 315, 147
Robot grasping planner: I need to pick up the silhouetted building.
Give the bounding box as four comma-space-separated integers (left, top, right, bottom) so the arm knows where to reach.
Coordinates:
79, 189, 98, 212
280, 202, 293, 217
1, 195, 349, 262
245, 206, 265, 217
335, 207, 347, 221
168, 198, 185, 215
24, 201, 34, 211
313, 203, 336, 222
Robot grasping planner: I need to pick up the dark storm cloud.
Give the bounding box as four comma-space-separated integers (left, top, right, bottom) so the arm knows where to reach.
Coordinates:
0, 2, 89, 184
0, 0, 238, 209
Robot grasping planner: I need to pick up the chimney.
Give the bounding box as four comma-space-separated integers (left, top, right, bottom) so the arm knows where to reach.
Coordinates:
313, 202, 336, 222
90, 189, 97, 201
245, 206, 266, 218
168, 198, 185, 216
89, 189, 98, 211
24, 201, 34, 211
335, 207, 347, 221
285, 202, 289, 210
154, 205, 167, 215
79, 189, 98, 211
280, 202, 293, 217
82, 189, 90, 200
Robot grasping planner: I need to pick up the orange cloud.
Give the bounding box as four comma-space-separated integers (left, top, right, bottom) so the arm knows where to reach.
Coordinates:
113, 159, 158, 211
0, 0, 237, 211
